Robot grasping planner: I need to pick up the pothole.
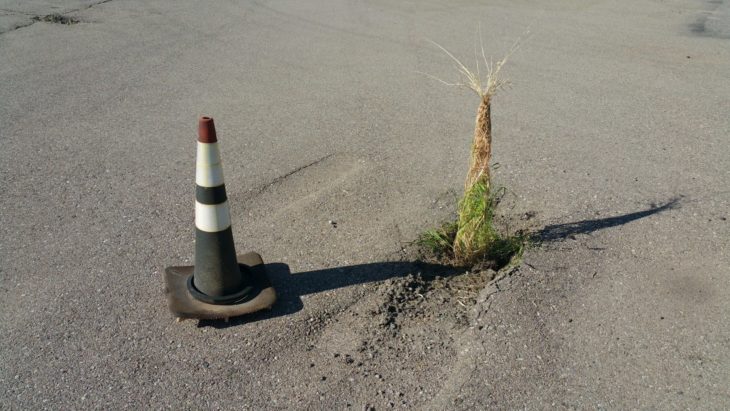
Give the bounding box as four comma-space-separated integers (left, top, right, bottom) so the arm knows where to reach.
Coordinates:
32, 14, 79, 25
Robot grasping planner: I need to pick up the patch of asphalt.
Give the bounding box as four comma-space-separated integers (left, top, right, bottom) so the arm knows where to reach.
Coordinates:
0, 0, 112, 34
689, 0, 730, 39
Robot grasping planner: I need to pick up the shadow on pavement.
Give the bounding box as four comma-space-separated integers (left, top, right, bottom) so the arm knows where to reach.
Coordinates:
198, 197, 683, 328
198, 261, 461, 328
535, 196, 682, 242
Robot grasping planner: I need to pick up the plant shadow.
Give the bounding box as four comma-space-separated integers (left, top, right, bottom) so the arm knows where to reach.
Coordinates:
535, 196, 682, 242
198, 260, 461, 328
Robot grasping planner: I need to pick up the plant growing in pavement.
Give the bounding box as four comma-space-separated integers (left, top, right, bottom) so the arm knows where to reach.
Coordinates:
419, 35, 526, 268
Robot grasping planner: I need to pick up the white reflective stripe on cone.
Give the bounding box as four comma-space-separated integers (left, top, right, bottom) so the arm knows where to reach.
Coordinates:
196, 142, 222, 166
195, 201, 232, 232
196, 163, 225, 187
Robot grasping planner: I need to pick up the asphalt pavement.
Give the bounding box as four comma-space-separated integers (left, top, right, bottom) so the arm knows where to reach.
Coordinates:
1, 0, 729, 409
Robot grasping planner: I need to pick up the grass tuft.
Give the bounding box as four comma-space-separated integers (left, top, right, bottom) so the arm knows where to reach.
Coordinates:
418, 185, 527, 270
418, 31, 528, 270
417, 221, 458, 258
454, 179, 495, 263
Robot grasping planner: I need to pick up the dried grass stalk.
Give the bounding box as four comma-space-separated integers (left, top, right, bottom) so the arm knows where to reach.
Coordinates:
423, 35, 522, 263
465, 94, 492, 191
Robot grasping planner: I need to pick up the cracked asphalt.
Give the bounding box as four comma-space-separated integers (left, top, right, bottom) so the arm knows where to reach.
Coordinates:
1, 0, 729, 409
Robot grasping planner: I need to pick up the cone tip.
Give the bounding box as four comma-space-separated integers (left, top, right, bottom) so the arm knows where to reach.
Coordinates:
198, 116, 217, 143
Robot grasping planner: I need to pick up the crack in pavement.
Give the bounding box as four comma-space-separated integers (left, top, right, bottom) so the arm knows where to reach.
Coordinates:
0, 0, 114, 35
246, 153, 336, 197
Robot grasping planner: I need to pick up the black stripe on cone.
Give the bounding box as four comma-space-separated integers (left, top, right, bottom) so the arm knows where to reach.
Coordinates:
196, 185, 228, 205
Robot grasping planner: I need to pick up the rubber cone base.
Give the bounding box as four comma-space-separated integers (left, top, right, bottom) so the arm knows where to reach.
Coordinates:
164, 252, 277, 320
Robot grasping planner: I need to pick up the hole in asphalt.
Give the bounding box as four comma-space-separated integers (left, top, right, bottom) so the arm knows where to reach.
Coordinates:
32, 14, 79, 25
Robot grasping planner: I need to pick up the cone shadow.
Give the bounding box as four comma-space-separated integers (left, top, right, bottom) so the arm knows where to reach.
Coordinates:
197, 260, 460, 328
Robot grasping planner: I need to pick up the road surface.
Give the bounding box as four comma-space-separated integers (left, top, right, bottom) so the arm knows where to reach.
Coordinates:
1, 0, 729, 408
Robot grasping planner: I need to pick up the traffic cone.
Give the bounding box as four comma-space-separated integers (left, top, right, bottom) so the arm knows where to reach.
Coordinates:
163, 116, 276, 321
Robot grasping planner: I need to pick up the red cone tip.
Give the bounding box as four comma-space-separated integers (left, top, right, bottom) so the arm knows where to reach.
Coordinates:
198, 116, 217, 143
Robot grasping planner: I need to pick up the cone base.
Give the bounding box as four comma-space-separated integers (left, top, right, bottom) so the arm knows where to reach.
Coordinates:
164, 252, 277, 320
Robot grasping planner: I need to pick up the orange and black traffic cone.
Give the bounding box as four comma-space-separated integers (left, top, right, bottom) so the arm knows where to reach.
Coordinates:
164, 116, 276, 321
